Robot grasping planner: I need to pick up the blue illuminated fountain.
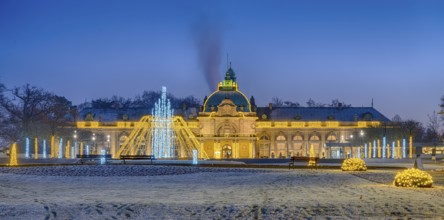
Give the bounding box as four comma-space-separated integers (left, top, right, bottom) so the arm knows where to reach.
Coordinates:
58, 138, 63, 159
43, 140, 47, 159
373, 140, 376, 158
151, 86, 175, 158
364, 143, 368, 159
382, 137, 386, 158
402, 138, 406, 158
391, 141, 395, 159
25, 137, 30, 158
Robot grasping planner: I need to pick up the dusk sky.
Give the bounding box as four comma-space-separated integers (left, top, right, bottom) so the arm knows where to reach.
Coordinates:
1, 0, 443, 124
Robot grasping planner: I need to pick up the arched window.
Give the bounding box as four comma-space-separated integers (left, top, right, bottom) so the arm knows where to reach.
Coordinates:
218, 123, 236, 136
135, 136, 146, 155
309, 134, 321, 157
260, 136, 269, 140
292, 134, 304, 157
258, 135, 270, 158
327, 134, 337, 142
362, 112, 373, 121
276, 134, 287, 158
309, 135, 320, 141
119, 135, 128, 148
276, 135, 286, 141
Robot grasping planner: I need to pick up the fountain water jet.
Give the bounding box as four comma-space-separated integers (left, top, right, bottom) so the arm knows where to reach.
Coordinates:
43, 140, 47, 159
58, 138, 63, 159
151, 86, 175, 158
25, 137, 30, 158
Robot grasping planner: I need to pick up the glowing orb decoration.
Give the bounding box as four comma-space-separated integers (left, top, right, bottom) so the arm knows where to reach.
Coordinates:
341, 158, 367, 171
393, 168, 433, 188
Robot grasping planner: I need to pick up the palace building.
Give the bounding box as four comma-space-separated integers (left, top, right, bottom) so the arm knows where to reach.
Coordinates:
76, 67, 390, 159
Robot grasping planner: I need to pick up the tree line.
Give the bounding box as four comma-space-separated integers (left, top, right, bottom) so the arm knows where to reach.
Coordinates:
1, 82, 443, 149
0, 83, 202, 149
271, 97, 351, 107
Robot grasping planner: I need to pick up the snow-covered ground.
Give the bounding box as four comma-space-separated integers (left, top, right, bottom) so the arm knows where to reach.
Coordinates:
0, 165, 443, 219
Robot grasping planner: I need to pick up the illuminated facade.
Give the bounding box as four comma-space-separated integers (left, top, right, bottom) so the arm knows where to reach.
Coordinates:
76, 67, 390, 159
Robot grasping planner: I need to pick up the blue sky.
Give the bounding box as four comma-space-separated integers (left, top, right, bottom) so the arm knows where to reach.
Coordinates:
1, 0, 443, 124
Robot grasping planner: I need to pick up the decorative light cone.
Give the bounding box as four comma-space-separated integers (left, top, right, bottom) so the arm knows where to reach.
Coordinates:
9, 143, 18, 166
308, 144, 316, 167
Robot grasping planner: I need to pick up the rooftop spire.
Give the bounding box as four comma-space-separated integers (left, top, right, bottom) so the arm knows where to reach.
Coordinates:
225, 63, 236, 82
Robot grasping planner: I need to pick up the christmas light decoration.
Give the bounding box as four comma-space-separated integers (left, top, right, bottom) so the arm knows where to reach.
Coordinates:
25, 137, 30, 158
34, 137, 38, 159
308, 144, 316, 167
9, 143, 18, 166
394, 168, 433, 188
364, 143, 368, 159
341, 158, 367, 171
43, 139, 47, 159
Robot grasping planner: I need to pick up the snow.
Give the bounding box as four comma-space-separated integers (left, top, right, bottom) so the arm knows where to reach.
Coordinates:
0, 166, 443, 219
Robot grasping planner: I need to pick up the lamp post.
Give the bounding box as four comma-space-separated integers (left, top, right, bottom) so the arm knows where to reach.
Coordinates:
73, 130, 77, 158
106, 134, 110, 154
92, 133, 96, 154
360, 130, 364, 158
349, 134, 354, 158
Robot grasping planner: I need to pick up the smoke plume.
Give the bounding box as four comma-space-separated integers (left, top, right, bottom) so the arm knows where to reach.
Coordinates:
193, 19, 223, 92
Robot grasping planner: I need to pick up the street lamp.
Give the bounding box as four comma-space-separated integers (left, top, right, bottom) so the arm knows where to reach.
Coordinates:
92, 133, 96, 154
359, 130, 365, 158
73, 130, 78, 158
106, 134, 110, 154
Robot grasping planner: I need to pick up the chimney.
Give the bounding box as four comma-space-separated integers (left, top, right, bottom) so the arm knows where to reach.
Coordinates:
268, 103, 273, 110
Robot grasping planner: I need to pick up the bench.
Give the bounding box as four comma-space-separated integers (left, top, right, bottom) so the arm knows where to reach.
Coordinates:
288, 156, 319, 169
77, 154, 112, 164
120, 155, 155, 164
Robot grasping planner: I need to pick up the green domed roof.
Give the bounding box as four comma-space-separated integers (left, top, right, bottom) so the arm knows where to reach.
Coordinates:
203, 90, 251, 112
203, 66, 251, 112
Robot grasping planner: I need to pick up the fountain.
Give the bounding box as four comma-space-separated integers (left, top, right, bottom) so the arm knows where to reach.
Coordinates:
364, 143, 368, 159
372, 140, 376, 158
43, 139, 47, 159
58, 138, 63, 159
151, 86, 175, 158
100, 149, 106, 165
397, 140, 401, 159
382, 137, 386, 158
115, 86, 209, 160
25, 137, 30, 158
402, 138, 406, 158
391, 141, 395, 159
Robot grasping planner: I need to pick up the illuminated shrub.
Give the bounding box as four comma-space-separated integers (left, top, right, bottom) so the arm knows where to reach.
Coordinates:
341, 158, 367, 171
393, 168, 433, 188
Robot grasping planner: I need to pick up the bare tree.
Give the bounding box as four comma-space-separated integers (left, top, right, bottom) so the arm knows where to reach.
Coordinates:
271, 97, 283, 107
306, 98, 326, 107
424, 111, 442, 143
0, 84, 75, 144
392, 114, 402, 123
440, 95, 444, 122
329, 99, 351, 107
400, 119, 425, 142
